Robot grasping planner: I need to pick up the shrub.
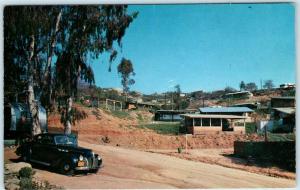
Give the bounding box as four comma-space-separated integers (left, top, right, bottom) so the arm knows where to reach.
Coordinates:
102, 136, 110, 143
177, 147, 182, 153
19, 177, 33, 190
245, 123, 256, 134
19, 167, 33, 179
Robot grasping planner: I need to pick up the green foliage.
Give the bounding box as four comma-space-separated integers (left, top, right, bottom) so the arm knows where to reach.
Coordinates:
137, 113, 144, 123
239, 81, 246, 91
263, 80, 274, 89
19, 167, 34, 179
138, 122, 180, 135
177, 147, 182, 153
20, 177, 33, 190
4, 5, 138, 129
282, 89, 295, 97
110, 110, 131, 119
60, 107, 88, 125
245, 123, 256, 134
267, 133, 295, 142
245, 82, 258, 91
117, 58, 135, 95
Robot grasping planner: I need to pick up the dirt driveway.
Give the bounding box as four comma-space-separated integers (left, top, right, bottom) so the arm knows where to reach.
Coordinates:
32, 141, 295, 189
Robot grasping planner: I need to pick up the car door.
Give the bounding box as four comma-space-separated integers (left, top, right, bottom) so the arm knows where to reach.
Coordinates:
38, 135, 58, 165
30, 135, 44, 163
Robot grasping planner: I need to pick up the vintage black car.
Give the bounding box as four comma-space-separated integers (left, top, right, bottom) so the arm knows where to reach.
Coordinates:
16, 133, 102, 175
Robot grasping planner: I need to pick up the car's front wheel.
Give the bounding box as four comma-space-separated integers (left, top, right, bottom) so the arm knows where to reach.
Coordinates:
60, 160, 74, 176
90, 168, 99, 173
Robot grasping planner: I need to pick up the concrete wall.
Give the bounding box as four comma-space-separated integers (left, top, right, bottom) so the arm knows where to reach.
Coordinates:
234, 126, 245, 134
191, 126, 244, 135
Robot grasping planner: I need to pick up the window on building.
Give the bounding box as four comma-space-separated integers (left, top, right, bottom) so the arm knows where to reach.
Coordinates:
194, 118, 201, 126
211, 118, 221, 126
202, 118, 210, 126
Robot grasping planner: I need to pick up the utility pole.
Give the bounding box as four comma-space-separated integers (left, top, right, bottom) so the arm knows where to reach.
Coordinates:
164, 93, 167, 108
185, 134, 188, 153
171, 93, 174, 110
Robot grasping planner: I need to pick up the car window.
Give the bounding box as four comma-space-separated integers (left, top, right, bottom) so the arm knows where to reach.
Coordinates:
54, 135, 77, 146
41, 135, 54, 145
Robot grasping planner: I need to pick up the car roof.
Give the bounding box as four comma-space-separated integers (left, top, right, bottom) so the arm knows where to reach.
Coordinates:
36, 133, 77, 137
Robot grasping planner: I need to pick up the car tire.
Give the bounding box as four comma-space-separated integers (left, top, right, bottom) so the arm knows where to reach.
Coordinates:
60, 160, 74, 176
91, 168, 99, 173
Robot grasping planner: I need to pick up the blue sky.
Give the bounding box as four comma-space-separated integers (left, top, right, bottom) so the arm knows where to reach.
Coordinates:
90, 3, 295, 94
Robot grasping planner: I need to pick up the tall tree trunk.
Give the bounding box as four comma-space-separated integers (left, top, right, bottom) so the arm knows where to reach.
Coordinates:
44, 10, 62, 110
64, 97, 73, 134
27, 35, 41, 136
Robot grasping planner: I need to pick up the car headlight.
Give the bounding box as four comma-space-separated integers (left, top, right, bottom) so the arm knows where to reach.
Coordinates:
79, 155, 84, 161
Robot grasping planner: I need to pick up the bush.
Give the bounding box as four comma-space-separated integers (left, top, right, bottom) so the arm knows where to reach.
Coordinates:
111, 110, 131, 119
19, 167, 34, 179
245, 123, 256, 134
177, 147, 182, 153
19, 177, 33, 190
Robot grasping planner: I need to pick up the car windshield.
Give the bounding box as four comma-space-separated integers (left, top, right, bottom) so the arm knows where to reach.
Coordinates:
54, 135, 77, 146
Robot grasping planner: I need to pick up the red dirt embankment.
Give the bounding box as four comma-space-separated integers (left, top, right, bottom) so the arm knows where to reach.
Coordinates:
48, 105, 263, 150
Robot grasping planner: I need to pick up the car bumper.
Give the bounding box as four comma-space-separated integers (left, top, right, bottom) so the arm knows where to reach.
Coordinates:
75, 158, 102, 171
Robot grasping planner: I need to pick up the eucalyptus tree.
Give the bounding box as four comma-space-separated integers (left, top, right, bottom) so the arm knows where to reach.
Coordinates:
117, 58, 135, 101
263, 80, 274, 90
239, 81, 246, 91
4, 5, 138, 135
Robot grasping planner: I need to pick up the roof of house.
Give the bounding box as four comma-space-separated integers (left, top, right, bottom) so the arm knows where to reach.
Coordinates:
181, 114, 247, 119
232, 102, 258, 106
199, 107, 254, 113
225, 91, 252, 95
156, 109, 197, 113
273, 107, 295, 115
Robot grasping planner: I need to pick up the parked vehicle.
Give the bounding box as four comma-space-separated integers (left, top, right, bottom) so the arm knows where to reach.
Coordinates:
16, 133, 102, 175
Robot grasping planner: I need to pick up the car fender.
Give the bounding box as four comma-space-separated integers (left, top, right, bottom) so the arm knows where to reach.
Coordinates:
53, 154, 79, 168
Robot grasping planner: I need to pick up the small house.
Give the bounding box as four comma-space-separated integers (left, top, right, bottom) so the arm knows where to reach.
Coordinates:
231, 102, 260, 110
222, 91, 253, 99
125, 100, 161, 110
271, 96, 295, 108
272, 107, 295, 132
181, 114, 247, 135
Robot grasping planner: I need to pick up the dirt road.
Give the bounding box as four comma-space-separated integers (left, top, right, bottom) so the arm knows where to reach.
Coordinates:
34, 141, 295, 189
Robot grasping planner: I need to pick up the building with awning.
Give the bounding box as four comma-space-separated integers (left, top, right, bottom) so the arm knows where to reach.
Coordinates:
272, 107, 295, 132
181, 113, 248, 135
199, 106, 254, 116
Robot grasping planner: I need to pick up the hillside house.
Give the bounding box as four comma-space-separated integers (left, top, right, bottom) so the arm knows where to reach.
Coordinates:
271, 96, 295, 108
273, 107, 295, 131
154, 109, 197, 121
125, 100, 161, 110
231, 102, 260, 110
279, 83, 295, 89
271, 97, 295, 131
222, 91, 253, 99
181, 114, 247, 135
